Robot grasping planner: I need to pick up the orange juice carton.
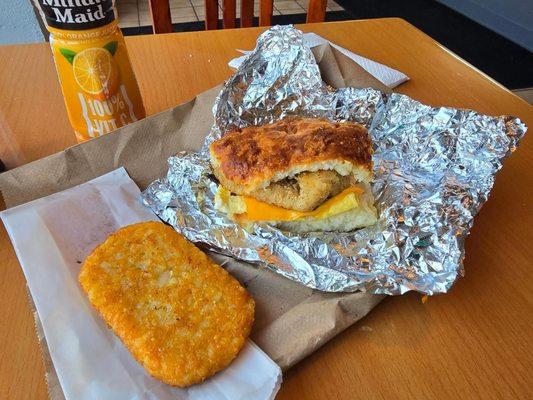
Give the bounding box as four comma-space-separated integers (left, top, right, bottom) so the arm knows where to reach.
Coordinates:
33, 0, 146, 142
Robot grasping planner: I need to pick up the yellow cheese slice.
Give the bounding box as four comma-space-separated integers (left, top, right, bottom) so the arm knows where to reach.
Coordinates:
233, 186, 364, 222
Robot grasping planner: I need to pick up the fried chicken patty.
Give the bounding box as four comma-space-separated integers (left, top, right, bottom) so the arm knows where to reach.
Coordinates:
249, 170, 352, 212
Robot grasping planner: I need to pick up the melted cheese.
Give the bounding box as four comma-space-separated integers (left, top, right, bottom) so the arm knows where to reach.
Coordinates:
216, 186, 365, 222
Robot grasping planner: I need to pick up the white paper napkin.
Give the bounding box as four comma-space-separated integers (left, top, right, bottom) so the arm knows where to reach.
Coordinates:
1, 168, 282, 400
229, 32, 409, 88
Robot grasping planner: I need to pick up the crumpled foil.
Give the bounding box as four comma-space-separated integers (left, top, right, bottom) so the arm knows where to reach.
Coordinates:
142, 25, 526, 295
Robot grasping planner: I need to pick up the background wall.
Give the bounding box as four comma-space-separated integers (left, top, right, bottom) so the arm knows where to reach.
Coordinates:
0, 0, 44, 45
438, 0, 533, 51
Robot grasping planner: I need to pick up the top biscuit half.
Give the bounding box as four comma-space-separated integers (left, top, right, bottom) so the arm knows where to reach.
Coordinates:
209, 118, 373, 196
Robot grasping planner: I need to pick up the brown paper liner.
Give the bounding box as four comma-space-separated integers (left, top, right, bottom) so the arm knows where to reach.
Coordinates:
0, 43, 390, 398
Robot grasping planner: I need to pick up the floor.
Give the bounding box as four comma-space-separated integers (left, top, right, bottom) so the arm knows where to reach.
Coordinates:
117, 0, 344, 27
513, 88, 533, 105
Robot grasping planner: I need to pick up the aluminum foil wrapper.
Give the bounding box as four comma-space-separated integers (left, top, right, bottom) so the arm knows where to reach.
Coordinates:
142, 26, 526, 295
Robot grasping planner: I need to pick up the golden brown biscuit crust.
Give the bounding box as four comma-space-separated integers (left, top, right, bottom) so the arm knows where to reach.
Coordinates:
79, 221, 254, 387
209, 118, 373, 193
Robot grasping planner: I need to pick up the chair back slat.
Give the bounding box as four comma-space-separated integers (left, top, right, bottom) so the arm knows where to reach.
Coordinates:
240, 0, 254, 28
148, 0, 173, 33
146, 0, 328, 33
222, 0, 237, 28
259, 0, 274, 26
306, 0, 327, 23
146, 0, 329, 32
205, 0, 219, 30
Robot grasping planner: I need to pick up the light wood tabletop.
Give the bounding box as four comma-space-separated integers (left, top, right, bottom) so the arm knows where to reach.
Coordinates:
0, 18, 532, 400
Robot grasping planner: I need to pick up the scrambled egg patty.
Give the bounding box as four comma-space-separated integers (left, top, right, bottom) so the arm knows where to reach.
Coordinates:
79, 221, 254, 387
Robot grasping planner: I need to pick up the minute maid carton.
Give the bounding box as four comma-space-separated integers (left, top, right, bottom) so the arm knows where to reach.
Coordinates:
34, 0, 146, 142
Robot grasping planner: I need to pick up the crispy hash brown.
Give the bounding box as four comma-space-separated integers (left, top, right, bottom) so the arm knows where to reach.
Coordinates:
79, 221, 254, 387
209, 117, 373, 196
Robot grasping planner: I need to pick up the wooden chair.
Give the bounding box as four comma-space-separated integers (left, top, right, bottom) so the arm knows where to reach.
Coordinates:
208, 0, 327, 30
147, 0, 327, 33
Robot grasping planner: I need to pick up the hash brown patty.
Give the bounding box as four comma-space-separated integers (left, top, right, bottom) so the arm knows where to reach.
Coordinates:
79, 221, 254, 387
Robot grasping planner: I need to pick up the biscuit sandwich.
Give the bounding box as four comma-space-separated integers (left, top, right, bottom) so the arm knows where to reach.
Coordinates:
210, 117, 378, 232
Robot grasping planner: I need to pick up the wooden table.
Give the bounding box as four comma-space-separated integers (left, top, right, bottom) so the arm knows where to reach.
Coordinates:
0, 18, 531, 400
